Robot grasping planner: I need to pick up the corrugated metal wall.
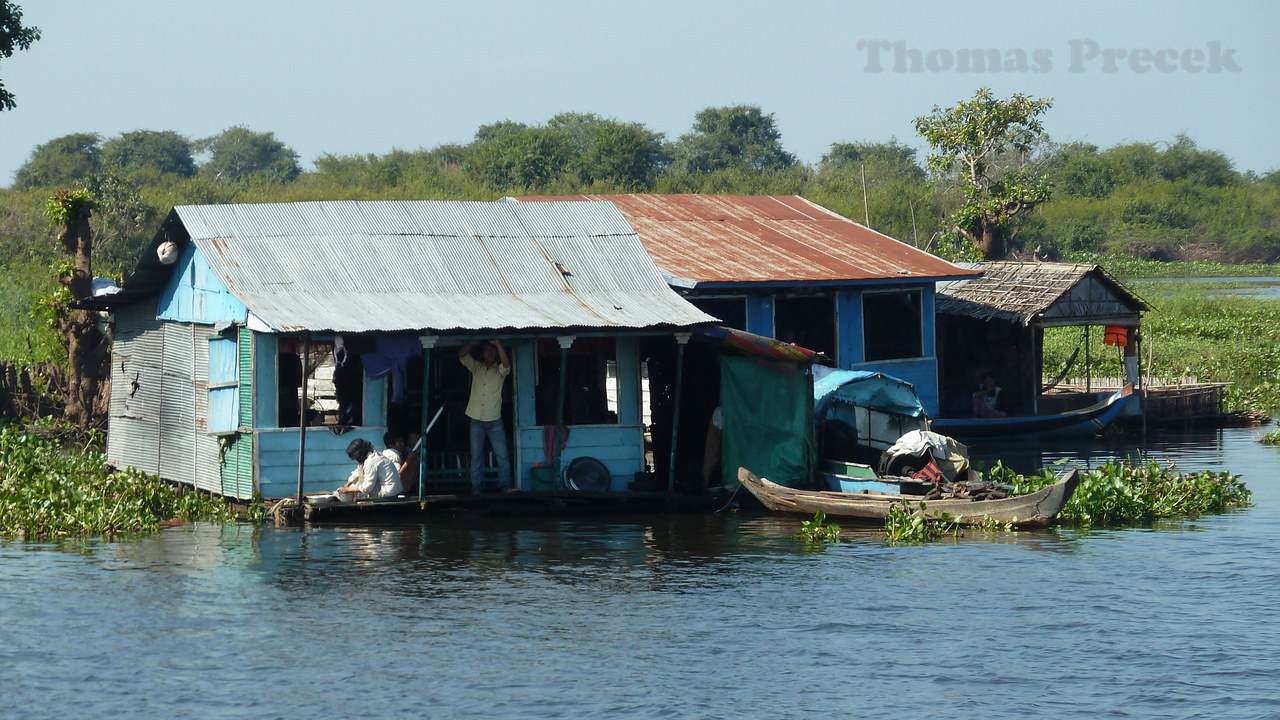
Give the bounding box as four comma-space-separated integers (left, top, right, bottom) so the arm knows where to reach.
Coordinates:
159, 323, 197, 485
107, 302, 163, 475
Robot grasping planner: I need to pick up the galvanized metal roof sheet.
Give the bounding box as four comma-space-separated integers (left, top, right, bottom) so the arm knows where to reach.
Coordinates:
514, 194, 981, 285
174, 200, 715, 333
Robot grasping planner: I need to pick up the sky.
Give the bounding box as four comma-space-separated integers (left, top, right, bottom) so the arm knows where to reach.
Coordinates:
3, 0, 1278, 186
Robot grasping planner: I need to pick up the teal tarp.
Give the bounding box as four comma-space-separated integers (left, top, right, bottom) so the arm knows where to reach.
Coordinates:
719, 354, 814, 487
812, 368, 925, 420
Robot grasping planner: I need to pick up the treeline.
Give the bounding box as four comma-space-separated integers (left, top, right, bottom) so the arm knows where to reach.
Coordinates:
3, 104, 1279, 296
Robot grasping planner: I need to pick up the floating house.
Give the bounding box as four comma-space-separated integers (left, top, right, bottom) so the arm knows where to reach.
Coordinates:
935, 261, 1151, 419
91, 200, 716, 501
516, 194, 980, 417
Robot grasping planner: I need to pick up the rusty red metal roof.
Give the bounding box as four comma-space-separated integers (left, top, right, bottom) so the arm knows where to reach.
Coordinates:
514, 194, 980, 286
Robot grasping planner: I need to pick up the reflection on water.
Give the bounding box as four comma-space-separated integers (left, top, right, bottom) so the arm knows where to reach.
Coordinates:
2, 426, 1278, 719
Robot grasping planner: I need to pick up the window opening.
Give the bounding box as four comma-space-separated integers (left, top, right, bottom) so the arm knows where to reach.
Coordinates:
863, 290, 923, 361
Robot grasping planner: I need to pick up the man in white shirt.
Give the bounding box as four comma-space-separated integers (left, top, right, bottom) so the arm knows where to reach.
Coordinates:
336, 438, 403, 500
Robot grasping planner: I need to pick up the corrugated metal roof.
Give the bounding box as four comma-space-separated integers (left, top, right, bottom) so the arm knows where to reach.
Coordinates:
935, 261, 1150, 326
514, 194, 981, 285
170, 200, 715, 333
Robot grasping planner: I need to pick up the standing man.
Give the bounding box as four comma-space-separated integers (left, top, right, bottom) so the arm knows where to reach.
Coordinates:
459, 339, 512, 493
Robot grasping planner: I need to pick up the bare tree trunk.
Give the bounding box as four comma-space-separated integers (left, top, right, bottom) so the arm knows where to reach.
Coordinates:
57, 205, 108, 429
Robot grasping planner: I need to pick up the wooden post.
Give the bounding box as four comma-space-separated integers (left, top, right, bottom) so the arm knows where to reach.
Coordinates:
295, 331, 310, 504
418, 334, 437, 503
667, 332, 692, 493
554, 336, 575, 481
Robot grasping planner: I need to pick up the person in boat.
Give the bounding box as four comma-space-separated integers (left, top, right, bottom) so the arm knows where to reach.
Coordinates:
971, 375, 1007, 418
458, 339, 513, 493
336, 438, 403, 500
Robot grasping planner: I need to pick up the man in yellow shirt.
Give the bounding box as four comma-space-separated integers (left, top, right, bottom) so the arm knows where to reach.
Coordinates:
459, 339, 512, 493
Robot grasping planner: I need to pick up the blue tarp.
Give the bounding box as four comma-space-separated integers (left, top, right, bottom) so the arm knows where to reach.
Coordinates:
812, 367, 926, 421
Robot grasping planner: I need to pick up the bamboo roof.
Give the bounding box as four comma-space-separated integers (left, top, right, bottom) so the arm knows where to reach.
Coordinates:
935, 261, 1150, 327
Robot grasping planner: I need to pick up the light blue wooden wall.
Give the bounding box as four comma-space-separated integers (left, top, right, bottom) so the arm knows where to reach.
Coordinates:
255, 427, 387, 497
511, 336, 645, 490
157, 243, 248, 325
249, 331, 389, 497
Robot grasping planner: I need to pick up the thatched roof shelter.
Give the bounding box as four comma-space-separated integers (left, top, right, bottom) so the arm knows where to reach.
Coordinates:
936, 262, 1149, 327
934, 262, 1150, 418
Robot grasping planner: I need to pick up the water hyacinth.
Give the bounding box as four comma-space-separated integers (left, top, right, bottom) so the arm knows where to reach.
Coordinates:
0, 423, 236, 539
985, 459, 1251, 527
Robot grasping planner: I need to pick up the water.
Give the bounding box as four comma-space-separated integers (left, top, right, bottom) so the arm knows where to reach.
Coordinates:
3, 426, 1279, 719
1141, 276, 1280, 300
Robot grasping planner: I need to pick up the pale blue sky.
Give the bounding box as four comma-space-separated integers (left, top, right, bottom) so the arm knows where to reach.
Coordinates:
3, 0, 1277, 186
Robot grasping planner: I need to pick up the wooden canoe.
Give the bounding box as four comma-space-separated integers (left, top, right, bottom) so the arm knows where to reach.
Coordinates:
737, 467, 1080, 528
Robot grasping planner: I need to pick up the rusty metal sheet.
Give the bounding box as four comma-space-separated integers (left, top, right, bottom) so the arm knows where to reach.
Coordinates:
515, 194, 981, 285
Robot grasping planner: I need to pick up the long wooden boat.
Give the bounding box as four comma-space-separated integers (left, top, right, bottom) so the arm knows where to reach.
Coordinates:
737, 467, 1080, 528
930, 384, 1133, 442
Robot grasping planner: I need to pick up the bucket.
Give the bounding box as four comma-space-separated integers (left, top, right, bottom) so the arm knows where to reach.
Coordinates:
530, 465, 557, 491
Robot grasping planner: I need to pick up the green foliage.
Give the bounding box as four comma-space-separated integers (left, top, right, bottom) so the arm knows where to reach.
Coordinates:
915, 88, 1054, 259
13, 133, 102, 189
883, 500, 959, 543
988, 460, 1251, 527
0, 1, 39, 111
45, 187, 96, 227
670, 105, 796, 174
464, 123, 575, 190
0, 420, 237, 538
197, 126, 301, 182
796, 510, 841, 544
1260, 428, 1280, 445
100, 130, 196, 179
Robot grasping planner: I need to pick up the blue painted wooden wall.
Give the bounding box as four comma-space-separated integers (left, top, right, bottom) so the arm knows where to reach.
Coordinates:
157, 244, 247, 325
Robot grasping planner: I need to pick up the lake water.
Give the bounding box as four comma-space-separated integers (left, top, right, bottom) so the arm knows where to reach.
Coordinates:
1141, 276, 1280, 300
3, 425, 1278, 719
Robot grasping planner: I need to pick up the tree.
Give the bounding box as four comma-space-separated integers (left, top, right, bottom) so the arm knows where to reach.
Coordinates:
811, 140, 936, 244
670, 105, 796, 174
1156, 134, 1237, 187
14, 132, 102, 189
197, 126, 300, 182
0, 1, 40, 111
463, 124, 573, 190
101, 130, 196, 178
44, 189, 109, 427
820, 140, 926, 183
914, 88, 1054, 260
546, 112, 668, 189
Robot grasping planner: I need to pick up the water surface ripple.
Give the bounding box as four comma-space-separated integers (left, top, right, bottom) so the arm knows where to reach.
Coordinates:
2, 426, 1277, 719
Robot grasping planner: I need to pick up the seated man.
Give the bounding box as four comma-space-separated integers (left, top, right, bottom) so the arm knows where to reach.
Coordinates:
336, 438, 403, 500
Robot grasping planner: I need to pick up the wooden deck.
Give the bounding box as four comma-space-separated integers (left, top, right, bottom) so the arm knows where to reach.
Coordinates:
292, 490, 717, 523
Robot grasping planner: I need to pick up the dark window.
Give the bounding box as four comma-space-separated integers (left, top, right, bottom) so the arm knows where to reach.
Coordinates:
277, 340, 363, 427
863, 290, 923, 361
689, 297, 747, 330
535, 337, 619, 426
774, 295, 836, 357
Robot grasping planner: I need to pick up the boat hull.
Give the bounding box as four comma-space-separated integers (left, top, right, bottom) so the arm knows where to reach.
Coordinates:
738, 467, 1080, 528
931, 384, 1133, 442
